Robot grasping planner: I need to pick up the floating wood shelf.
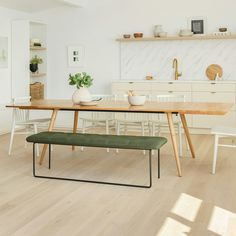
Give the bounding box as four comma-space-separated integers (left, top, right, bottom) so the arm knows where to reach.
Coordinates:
30, 46, 47, 50
116, 35, 236, 42
30, 73, 46, 78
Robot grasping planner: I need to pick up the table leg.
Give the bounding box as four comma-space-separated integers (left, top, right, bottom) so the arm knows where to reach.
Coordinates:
166, 112, 182, 177
39, 109, 58, 165
72, 111, 79, 151
180, 114, 195, 159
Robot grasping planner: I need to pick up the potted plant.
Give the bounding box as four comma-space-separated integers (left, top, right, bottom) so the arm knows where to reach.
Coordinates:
30, 55, 43, 73
68, 72, 93, 104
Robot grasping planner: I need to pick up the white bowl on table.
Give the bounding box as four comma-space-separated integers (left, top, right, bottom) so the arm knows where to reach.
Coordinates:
128, 95, 146, 106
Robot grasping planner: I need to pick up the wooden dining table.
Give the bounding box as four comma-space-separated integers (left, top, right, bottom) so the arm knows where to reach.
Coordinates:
6, 99, 233, 177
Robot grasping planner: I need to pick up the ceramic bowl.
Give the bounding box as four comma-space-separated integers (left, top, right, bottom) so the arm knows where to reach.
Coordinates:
128, 95, 146, 106
219, 28, 227, 32
133, 33, 143, 38
123, 34, 131, 39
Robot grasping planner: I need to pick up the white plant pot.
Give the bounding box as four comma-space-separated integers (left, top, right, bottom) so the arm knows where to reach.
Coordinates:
72, 87, 91, 104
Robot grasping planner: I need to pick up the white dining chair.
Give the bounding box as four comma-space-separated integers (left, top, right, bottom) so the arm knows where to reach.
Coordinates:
149, 94, 186, 156
114, 94, 149, 153
8, 96, 50, 156
79, 94, 115, 152
211, 126, 236, 174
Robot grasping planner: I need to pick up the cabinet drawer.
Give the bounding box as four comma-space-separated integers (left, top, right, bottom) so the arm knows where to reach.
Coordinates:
152, 82, 191, 92
192, 92, 235, 110
192, 111, 236, 128
112, 82, 152, 93
192, 83, 235, 92
151, 91, 192, 102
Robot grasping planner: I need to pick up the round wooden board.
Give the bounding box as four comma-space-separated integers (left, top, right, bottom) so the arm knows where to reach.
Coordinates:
206, 64, 223, 80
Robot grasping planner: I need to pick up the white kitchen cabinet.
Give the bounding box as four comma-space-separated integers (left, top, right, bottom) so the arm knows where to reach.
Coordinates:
112, 80, 236, 130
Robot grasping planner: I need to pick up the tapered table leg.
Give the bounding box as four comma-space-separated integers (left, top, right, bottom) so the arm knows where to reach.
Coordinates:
39, 109, 58, 165
72, 111, 79, 151
166, 112, 182, 177
180, 114, 195, 159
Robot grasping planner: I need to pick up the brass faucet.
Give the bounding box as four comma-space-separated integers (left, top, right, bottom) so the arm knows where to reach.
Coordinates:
172, 58, 182, 80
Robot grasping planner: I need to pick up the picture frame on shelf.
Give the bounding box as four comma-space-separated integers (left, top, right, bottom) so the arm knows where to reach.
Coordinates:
0, 36, 8, 68
68, 45, 85, 67
188, 17, 206, 35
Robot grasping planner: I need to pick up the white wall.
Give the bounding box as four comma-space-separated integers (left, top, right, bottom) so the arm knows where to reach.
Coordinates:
33, 0, 236, 97
0, 7, 29, 134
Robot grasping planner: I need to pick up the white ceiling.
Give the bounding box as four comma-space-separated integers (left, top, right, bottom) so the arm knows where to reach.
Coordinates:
0, 0, 84, 13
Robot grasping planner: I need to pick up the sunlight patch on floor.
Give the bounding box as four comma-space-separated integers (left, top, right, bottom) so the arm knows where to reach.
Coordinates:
208, 206, 236, 235
171, 193, 202, 222
157, 217, 190, 236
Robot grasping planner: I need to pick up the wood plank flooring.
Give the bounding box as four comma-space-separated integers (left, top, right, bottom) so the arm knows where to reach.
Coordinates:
0, 133, 236, 236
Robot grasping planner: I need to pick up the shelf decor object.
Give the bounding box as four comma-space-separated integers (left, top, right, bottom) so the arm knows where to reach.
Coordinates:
68, 45, 85, 67
188, 16, 206, 35
0, 37, 8, 68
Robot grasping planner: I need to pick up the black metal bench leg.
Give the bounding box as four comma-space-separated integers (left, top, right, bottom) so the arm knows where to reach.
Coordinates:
158, 149, 160, 179
33, 143, 36, 177
32, 145, 153, 189
49, 144, 51, 170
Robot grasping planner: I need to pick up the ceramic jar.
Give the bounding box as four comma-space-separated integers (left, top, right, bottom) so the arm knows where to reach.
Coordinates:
153, 25, 163, 37
72, 87, 91, 104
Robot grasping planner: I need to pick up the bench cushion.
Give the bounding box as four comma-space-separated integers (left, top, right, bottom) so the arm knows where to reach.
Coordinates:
26, 132, 167, 150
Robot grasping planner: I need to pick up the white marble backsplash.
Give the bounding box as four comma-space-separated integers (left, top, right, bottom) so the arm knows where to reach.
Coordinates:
120, 39, 236, 81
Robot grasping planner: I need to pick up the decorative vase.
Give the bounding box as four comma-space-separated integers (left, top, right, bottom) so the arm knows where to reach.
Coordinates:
153, 25, 163, 37
30, 64, 38, 73
72, 87, 92, 104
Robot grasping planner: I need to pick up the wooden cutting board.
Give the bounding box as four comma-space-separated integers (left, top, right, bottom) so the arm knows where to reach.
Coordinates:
206, 64, 223, 80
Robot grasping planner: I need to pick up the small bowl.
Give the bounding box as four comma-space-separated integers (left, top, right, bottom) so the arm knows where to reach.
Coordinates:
128, 95, 146, 106
133, 33, 143, 38
123, 34, 131, 39
219, 27, 227, 32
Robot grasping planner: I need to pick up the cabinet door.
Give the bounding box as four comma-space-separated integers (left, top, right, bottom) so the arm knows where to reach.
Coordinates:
192, 92, 236, 128
11, 20, 29, 98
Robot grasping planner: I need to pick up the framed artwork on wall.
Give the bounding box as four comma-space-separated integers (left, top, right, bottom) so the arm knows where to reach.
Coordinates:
0, 37, 8, 68
188, 17, 206, 35
68, 45, 85, 67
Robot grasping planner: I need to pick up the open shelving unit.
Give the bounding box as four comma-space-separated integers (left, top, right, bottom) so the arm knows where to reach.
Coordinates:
116, 34, 236, 42
29, 22, 47, 100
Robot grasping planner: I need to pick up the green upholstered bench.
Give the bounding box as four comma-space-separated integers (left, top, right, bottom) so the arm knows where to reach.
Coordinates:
26, 132, 167, 188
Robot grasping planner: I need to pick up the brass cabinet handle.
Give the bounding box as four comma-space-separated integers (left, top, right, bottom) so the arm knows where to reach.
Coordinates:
129, 82, 133, 84
211, 91, 216, 94
168, 82, 173, 84
168, 91, 173, 93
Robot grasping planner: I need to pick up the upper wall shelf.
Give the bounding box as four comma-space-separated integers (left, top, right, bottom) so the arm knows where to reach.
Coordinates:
30, 46, 47, 50
116, 35, 236, 42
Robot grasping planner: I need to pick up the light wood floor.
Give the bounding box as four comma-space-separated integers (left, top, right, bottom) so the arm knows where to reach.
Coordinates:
0, 133, 236, 236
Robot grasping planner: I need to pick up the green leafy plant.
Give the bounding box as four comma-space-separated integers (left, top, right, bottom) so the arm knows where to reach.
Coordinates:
30, 55, 43, 64
68, 72, 93, 89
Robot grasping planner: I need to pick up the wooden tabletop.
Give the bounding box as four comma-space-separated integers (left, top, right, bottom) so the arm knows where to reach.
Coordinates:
6, 99, 233, 115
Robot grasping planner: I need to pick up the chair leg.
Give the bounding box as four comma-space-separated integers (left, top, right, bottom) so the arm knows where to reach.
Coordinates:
105, 120, 109, 153
141, 122, 146, 155
212, 134, 219, 174
116, 122, 120, 153
81, 120, 86, 151
8, 125, 15, 155
34, 124, 40, 157
178, 123, 183, 157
